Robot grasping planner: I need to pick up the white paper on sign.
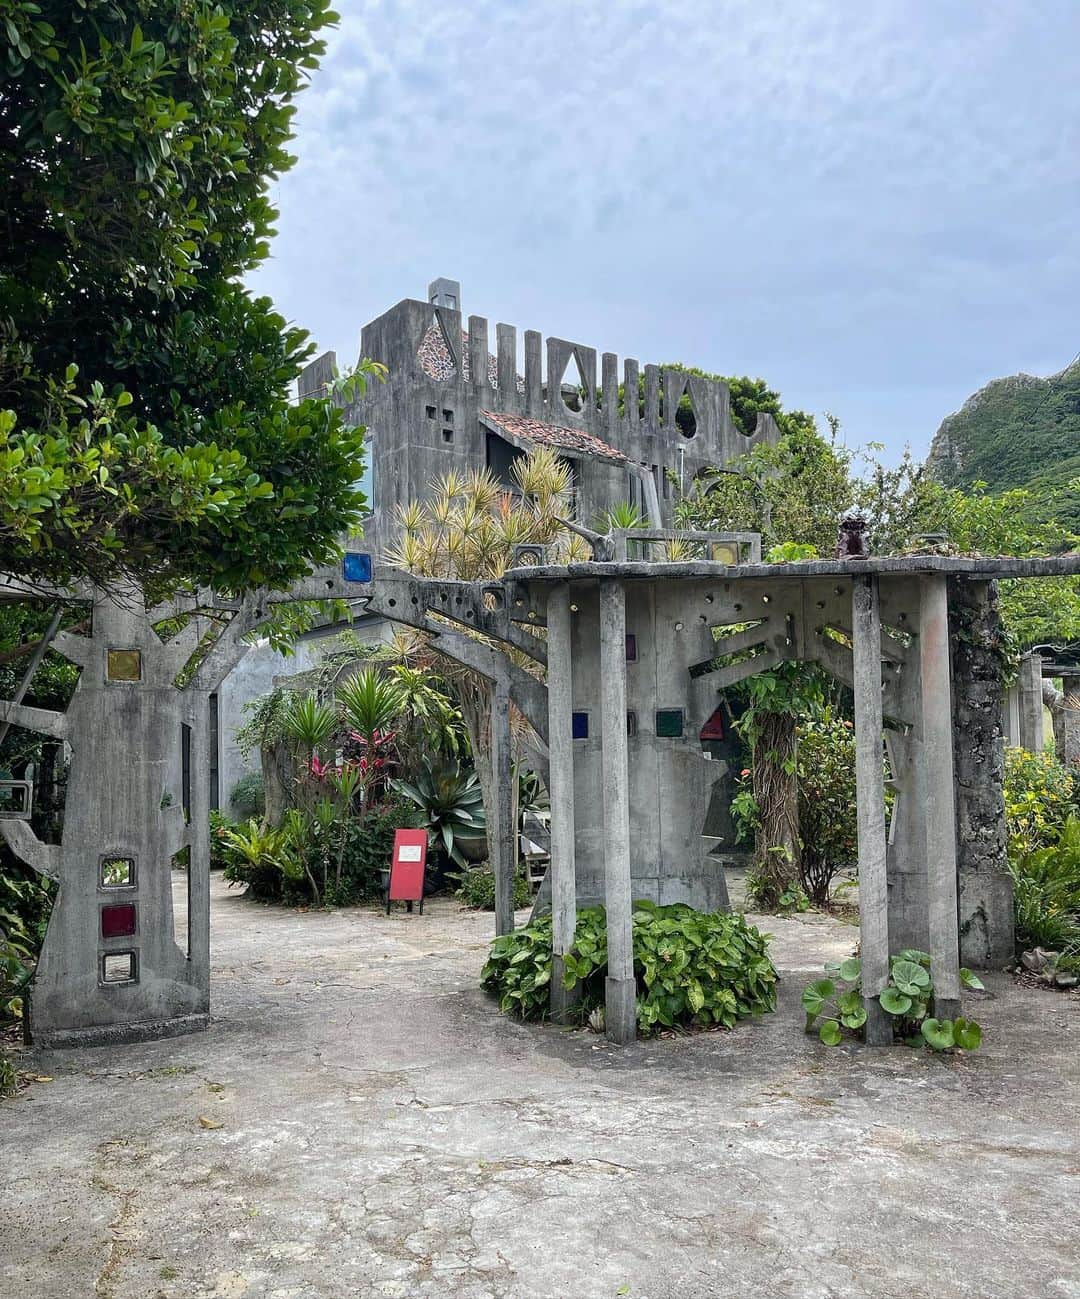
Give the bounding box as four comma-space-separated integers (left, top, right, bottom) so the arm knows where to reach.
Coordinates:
397, 844, 423, 863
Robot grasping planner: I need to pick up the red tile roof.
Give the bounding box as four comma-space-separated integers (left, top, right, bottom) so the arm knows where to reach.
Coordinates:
481, 410, 628, 465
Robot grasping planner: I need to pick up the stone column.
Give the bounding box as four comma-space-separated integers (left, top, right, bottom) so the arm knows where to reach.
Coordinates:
491, 683, 516, 937
851, 575, 891, 1044
186, 692, 212, 975
599, 578, 635, 1045
1018, 652, 1044, 753
949, 579, 1012, 968
546, 583, 579, 1021
920, 574, 961, 1017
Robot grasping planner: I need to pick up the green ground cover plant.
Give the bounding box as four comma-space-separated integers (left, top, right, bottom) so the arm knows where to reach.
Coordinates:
452, 865, 531, 911
803, 951, 985, 1051
482, 902, 777, 1035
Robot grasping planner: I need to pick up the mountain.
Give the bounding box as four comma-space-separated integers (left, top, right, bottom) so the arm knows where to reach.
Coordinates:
926, 358, 1080, 533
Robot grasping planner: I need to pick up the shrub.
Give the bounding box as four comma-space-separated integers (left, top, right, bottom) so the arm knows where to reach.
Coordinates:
796, 713, 858, 904
481, 902, 777, 1035
1009, 816, 1080, 955
229, 772, 265, 818
803, 951, 985, 1051
223, 799, 416, 908
221, 819, 300, 902
1004, 746, 1078, 850
453, 864, 531, 911
208, 810, 231, 871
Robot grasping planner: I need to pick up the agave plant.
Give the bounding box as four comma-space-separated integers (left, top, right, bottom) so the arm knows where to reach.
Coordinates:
390, 757, 487, 867
281, 692, 338, 757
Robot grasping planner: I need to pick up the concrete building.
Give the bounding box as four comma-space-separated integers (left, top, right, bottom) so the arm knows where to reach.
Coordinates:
217, 279, 783, 806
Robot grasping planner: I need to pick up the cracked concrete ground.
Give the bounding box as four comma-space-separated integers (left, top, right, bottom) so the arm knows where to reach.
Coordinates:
2, 873, 1078, 1299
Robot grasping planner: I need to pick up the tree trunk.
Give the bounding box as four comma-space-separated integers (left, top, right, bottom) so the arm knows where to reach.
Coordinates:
751, 710, 800, 907
261, 738, 291, 827
457, 676, 495, 860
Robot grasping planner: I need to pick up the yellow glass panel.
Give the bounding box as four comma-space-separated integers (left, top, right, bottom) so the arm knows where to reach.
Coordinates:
107, 648, 142, 682
709, 542, 740, 565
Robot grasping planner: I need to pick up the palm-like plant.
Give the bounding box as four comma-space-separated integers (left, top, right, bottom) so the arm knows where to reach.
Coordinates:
337, 667, 406, 741
391, 757, 487, 867
281, 692, 338, 755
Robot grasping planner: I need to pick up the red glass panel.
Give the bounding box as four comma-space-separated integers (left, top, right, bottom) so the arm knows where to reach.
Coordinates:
101, 903, 136, 939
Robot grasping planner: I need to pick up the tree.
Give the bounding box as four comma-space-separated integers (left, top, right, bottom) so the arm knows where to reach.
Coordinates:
0, 1, 368, 595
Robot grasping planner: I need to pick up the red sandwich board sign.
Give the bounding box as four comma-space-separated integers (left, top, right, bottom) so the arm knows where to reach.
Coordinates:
387, 828, 428, 914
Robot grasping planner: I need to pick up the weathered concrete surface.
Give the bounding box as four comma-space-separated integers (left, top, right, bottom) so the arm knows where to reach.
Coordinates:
2, 875, 1078, 1299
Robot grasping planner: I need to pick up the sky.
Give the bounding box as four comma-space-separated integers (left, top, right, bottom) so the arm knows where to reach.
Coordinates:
249, 0, 1080, 464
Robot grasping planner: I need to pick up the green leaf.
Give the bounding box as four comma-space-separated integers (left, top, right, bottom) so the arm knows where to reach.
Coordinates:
819, 1019, 843, 1046
840, 1007, 867, 1030
959, 968, 985, 991
890, 959, 931, 996
879, 986, 913, 1016
801, 978, 834, 1016
952, 1017, 982, 1051
838, 956, 861, 982
921, 1018, 955, 1051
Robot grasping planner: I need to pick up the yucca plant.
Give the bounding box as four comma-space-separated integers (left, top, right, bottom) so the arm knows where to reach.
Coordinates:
391, 757, 487, 867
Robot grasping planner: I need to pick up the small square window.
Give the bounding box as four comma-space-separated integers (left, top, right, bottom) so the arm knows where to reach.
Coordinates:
709, 541, 739, 564
625, 633, 637, 662
442, 428, 454, 444
426, 405, 437, 419
442, 409, 454, 424
107, 648, 142, 682
102, 951, 137, 984
100, 856, 135, 888
655, 708, 684, 738
572, 711, 589, 740
342, 551, 372, 583
626, 711, 637, 737
101, 903, 136, 939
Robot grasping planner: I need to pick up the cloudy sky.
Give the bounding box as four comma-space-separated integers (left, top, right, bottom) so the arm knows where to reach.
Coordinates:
249, 0, 1080, 462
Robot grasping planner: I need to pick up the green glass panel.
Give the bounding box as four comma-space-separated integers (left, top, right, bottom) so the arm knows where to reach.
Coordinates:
655, 709, 684, 738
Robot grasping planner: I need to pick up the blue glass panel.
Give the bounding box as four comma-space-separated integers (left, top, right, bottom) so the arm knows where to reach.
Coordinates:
571, 712, 589, 740
342, 552, 373, 583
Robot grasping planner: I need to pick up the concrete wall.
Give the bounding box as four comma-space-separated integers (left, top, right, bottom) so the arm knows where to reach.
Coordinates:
303, 288, 780, 560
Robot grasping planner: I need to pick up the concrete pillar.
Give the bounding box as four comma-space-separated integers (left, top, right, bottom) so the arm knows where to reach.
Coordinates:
949, 579, 1012, 968
496, 324, 517, 408
920, 575, 961, 1018
491, 683, 515, 937
851, 575, 892, 1045
468, 316, 490, 398
1018, 653, 1044, 752
599, 578, 635, 1045
601, 353, 619, 438
524, 330, 543, 417
1002, 681, 1021, 747
187, 694, 211, 974
546, 583, 579, 1021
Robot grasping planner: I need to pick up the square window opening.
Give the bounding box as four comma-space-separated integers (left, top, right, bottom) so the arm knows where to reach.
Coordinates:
101, 951, 137, 984
655, 708, 685, 738
442, 409, 454, 424
100, 855, 135, 888
426, 405, 437, 419
101, 902, 136, 939
107, 648, 142, 683
442, 428, 454, 444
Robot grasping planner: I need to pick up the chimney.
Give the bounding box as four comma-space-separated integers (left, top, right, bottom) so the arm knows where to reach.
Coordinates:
427, 277, 461, 311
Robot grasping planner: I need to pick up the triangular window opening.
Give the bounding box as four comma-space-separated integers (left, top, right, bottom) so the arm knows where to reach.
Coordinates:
558, 350, 589, 413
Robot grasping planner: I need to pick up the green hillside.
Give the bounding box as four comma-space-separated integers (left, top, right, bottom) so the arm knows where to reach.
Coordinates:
926, 359, 1080, 533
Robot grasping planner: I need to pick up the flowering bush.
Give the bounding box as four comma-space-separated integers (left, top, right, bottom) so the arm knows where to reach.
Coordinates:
1004, 747, 1079, 851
